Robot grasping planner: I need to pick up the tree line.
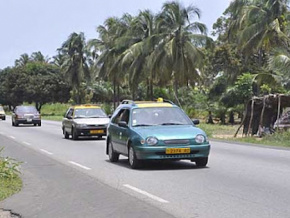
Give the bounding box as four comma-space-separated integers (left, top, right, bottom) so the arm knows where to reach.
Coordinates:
0, 0, 290, 123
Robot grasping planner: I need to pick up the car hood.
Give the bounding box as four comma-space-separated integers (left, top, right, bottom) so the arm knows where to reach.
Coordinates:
0, 110, 5, 114
73, 117, 110, 125
133, 125, 207, 140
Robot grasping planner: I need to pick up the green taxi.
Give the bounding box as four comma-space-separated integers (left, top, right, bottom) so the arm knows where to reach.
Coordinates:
106, 99, 210, 169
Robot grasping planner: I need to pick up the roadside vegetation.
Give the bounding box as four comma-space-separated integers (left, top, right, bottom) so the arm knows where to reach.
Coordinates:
1, 0, 290, 146
0, 148, 22, 201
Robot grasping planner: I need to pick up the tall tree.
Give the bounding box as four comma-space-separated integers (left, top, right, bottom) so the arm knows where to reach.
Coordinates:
15, 53, 30, 67
60, 32, 90, 104
152, 1, 211, 102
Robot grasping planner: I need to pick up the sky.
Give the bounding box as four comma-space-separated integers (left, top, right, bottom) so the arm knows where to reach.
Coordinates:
0, 0, 232, 69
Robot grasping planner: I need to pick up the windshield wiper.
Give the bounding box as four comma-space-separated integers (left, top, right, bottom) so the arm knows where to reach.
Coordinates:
160, 122, 182, 125
133, 124, 152, 127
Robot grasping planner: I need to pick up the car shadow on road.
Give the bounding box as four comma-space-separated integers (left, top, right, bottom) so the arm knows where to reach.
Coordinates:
63, 137, 106, 141
106, 159, 209, 171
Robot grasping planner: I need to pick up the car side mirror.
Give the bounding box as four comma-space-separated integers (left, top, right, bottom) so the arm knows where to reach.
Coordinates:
192, 119, 200, 125
67, 115, 72, 119
108, 114, 112, 118
118, 121, 128, 128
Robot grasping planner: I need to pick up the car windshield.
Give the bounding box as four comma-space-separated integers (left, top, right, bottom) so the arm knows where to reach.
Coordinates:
16, 106, 38, 113
131, 107, 192, 127
74, 108, 107, 118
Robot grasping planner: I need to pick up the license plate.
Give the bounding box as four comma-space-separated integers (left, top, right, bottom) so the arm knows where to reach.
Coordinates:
90, 130, 104, 134
166, 148, 190, 154
27, 118, 32, 122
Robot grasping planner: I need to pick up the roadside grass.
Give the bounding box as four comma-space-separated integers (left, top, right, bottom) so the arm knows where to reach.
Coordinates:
0, 147, 22, 201
200, 123, 290, 147
41, 103, 70, 120
0, 175, 22, 201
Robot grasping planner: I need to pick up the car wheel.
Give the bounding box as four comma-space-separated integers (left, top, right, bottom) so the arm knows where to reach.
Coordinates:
128, 146, 141, 169
15, 121, 19, 126
12, 121, 14, 126
108, 141, 119, 162
72, 128, 78, 140
38, 122, 41, 127
3, 117, 5, 120
63, 128, 69, 139
34, 124, 37, 126
195, 157, 208, 167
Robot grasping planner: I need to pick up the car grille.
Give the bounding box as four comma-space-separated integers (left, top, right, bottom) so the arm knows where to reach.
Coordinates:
87, 124, 106, 127
164, 139, 190, 145
24, 115, 34, 119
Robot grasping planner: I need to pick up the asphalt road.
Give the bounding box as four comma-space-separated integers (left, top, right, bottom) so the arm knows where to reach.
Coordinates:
1, 117, 290, 218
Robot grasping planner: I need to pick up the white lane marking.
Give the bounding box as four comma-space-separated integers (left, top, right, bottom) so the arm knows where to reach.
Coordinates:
40, 149, 53, 155
23, 141, 31, 146
68, 161, 91, 170
123, 184, 169, 203
10, 136, 15, 139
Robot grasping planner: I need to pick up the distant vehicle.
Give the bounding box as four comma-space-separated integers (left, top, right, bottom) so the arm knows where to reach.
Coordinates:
106, 98, 210, 169
62, 104, 110, 140
0, 105, 6, 120
12, 105, 41, 126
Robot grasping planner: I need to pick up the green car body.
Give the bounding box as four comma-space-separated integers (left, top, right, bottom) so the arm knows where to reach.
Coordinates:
106, 99, 210, 169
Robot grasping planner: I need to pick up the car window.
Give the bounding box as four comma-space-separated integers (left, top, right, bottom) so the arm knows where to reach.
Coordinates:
16, 106, 38, 113
132, 107, 192, 126
112, 109, 129, 124
0, 106, 3, 111
66, 108, 74, 118
73, 108, 107, 118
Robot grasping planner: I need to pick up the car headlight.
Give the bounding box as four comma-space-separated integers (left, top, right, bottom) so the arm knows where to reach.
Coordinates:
76, 124, 87, 128
195, 134, 205, 144
146, 137, 158, 145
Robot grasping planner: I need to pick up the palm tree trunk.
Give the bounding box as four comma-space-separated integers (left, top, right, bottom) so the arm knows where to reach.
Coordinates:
113, 77, 116, 110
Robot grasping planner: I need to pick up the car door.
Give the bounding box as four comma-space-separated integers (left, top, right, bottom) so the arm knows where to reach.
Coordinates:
63, 108, 74, 134
118, 109, 131, 155
110, 108, 130, 155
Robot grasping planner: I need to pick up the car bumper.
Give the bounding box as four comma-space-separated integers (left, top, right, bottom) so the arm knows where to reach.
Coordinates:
134, 144, 210, 160
16, 119, 41, 124
75, 127, 107, 136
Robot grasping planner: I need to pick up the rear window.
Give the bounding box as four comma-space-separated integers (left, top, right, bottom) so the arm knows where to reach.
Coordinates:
16, 106, 38, 113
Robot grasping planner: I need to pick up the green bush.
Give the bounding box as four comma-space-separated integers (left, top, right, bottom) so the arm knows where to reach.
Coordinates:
0, 147, 21, 179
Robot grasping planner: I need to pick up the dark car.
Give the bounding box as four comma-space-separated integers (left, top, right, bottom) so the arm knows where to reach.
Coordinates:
106, 98, 210, 169
12, 105, 41, 126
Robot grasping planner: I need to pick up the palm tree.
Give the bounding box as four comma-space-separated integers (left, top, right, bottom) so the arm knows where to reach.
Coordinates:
229, 0, 289, 57
89, 15, 135, 108
15, 53, 30, 67
60, 32, 90, 104
268, 48, 290, 84
120, 10, 158, 99
31, 51, 50, 63
151, 1, 211, 102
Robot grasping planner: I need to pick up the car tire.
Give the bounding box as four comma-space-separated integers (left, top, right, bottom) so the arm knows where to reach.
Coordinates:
38, 122, 41, 127
108, 141, 119, 162
63, 128, 69, 139
3, 117, 5, 120
34, 124, 37, 126
12, 121, 14, 126
72, 127, 78, 140
15, 121, 19, 127
195, 157, 208, 167
128, 146, 141, 169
